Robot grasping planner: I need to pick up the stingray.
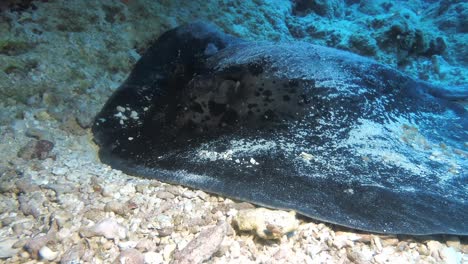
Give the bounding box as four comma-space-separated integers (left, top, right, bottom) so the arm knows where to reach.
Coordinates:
92, 22, 467, 235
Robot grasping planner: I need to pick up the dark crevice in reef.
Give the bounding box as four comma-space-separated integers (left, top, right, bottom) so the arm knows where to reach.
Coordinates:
0, 0, 48, 13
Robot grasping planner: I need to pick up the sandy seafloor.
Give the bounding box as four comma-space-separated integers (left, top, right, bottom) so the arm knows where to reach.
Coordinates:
0, 0, 467, 263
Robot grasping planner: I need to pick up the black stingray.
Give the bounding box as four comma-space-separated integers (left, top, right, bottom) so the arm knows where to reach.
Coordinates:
93, 22, 468, 235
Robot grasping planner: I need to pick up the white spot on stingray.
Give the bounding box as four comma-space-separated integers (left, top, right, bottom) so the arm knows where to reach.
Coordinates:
116, 105, 126, 112
250, 158, 259, 165
343, 117, 429, 176
130, 110, 139, 120
299, 152, 314, 161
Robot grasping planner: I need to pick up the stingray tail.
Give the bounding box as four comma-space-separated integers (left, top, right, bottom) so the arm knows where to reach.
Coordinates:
425, 83, 468, 101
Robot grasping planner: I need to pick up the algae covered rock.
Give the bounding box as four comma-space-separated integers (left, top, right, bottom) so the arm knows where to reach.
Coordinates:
234, 208, 299, 239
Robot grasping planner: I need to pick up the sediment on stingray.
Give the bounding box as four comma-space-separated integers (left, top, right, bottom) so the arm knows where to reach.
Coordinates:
93, 21, 467, 235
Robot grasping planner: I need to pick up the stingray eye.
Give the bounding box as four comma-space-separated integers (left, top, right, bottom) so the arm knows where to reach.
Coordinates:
204, 43, 218, 55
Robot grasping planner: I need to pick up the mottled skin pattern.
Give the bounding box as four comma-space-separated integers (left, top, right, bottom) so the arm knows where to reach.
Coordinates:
93, 22, 467, 235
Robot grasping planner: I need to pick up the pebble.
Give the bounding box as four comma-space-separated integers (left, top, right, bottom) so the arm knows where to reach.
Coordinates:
135, 184, 147, 193
163, 243, 177, 262
25, 127, 54, 142
24, 235, 51, 259
440, 247, 462, 264
60, 244, 85, 263
104, 201, 129, 216
445, 236, 461, 250
164, 185, 181, 195
118, 240, 139, 250
173, 221, 228, 264
0, 238, 20, 259
372, 236, 383, 253
157, 227, 173, 237
234, 208, 299, 239
15, 180, 40, 193
117, 249, 144, 264
38, 246, 58, 261
144, 251, 164, 264
417, 244, 429, 256
381, 237, 399, 247
0, 179, 18, 194
102, 185, 120, 198
17, 139, 54, 160
51, 166, 68, 176
60, 115, 87, 135
18, 192, 47, 218
135, 239, 155, 252
332, 234, 353, 249
119, 184, 136, 196
80, 218, 127, 240
181, 190, 196, 199
156, 191, 175, 199
346, 246, 373, 264
427, 240, 444, 260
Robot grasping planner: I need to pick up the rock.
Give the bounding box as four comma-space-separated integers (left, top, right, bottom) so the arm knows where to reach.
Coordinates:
135, 239, 154, 252
292, 0, 344, 18
164, 185, 180, 195
39, 246, 58, 261
332, 234, 353, 249
44, 183, 75, 195
346, 245, 374, 264
427, 240, 444, 261
181, 190, 196, 199
440, 246, 462, 264
0, 238, 20, 259
51, 167, 68, 176
144, 252, 164, 264
17, 139, 54, 160
118, 241, 139, 251
116, 249, 144, 264
381, 237, 399, 247
18, 192, 47, 218
163, 243, 176, 262
25, 127, 54, 142
24, 235, 51, 259
157, 227, 173, 237
417, 244, 430, 256
101, 184, 120, 197
358, 0, 391, 15
373, 247, 395, 264
80, 218, 127, 240
445, 236, 461, 251
60, 244, 85, 264
16, 180, 40, 193
173, 221, 228, 264
270, 245, 294, 263
348, 34, 378, 56
372, 236, 383, 253
135, 184, 147, 193
83, 209, 106, 222
104, 201, 129, 216
1, 216, 16, 226
119, 184, 136, 196
0, 178, 18, 194
156, 191, 175, 199
60, 115, 86, 136
233, 208, 299, 239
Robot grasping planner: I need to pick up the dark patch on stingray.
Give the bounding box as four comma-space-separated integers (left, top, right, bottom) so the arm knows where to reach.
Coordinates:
93, 22, 468, 235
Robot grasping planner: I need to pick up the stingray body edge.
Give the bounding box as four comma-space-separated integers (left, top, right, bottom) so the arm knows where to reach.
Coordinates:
93, 22, 468, 235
